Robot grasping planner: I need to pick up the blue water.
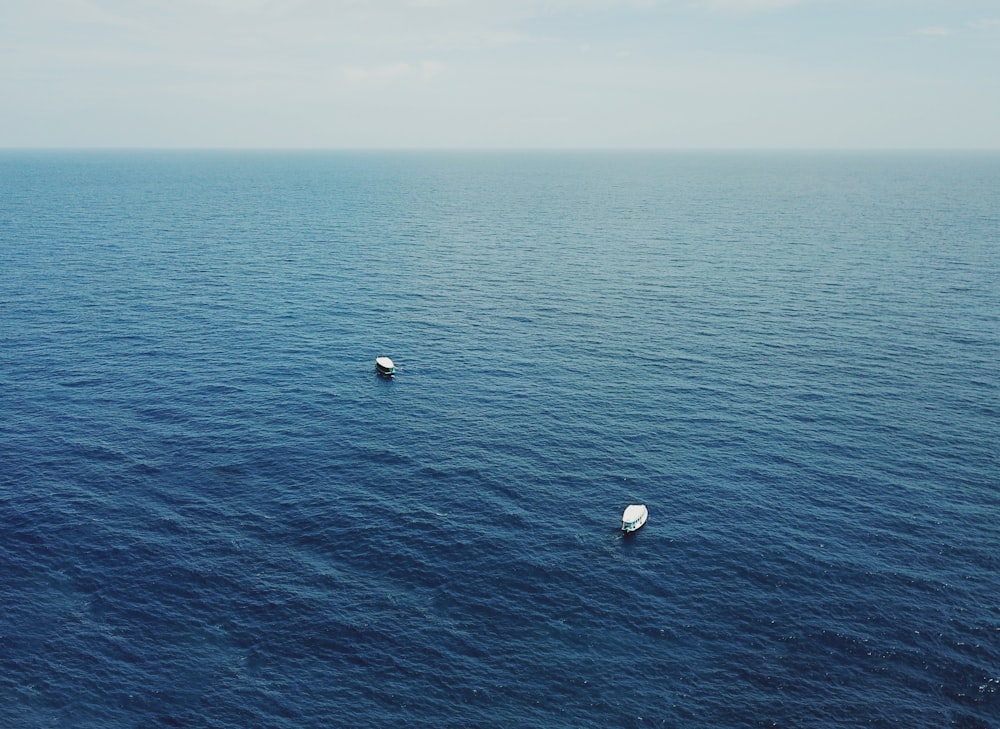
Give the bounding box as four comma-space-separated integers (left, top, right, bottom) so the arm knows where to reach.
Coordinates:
1, 150, 997, 728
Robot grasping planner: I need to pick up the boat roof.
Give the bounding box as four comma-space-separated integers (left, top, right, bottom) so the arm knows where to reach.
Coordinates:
376, 356, 395, 367
623, 504, 647, 520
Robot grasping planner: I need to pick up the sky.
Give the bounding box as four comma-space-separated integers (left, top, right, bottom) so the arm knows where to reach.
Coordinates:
2, 0, 998, 149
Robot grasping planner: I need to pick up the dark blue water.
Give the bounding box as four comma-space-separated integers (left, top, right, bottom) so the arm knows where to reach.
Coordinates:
1, 151, 997, 728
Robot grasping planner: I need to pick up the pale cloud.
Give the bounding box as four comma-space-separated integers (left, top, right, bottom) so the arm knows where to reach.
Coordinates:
916, 26, 955, 37
968, 18, 1000, 31
419, 60, 446, 80
343, 62, 413, 84
343, 60, 446, 84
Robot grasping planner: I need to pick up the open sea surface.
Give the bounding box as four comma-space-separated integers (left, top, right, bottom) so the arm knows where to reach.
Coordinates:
1, 150, 998, 728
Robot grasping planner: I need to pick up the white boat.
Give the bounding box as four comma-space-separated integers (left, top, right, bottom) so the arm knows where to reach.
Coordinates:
375, 356, 396, 377
621, 504, 648, 533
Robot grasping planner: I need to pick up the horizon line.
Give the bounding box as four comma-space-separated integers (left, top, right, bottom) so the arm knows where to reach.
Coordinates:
2, 146, 998, 153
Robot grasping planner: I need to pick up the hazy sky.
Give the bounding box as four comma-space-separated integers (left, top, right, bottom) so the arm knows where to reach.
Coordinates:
2, 0, 998, 148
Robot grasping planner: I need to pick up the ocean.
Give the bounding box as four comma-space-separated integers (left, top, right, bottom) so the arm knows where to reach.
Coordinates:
1, 150, 997, 728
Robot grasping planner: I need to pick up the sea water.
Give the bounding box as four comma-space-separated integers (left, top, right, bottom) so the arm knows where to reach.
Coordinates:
1, 150, 998, 727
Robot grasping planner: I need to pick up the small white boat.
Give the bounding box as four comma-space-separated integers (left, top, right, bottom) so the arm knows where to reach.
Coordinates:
621, 504, 648, 533
375, 356, 396, 377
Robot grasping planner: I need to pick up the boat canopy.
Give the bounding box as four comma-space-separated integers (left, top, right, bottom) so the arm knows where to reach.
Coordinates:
622, 504, 646, 522
376, 356, 395, 369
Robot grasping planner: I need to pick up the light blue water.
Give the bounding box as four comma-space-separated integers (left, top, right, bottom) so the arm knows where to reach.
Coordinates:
1, 151, 998, 727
